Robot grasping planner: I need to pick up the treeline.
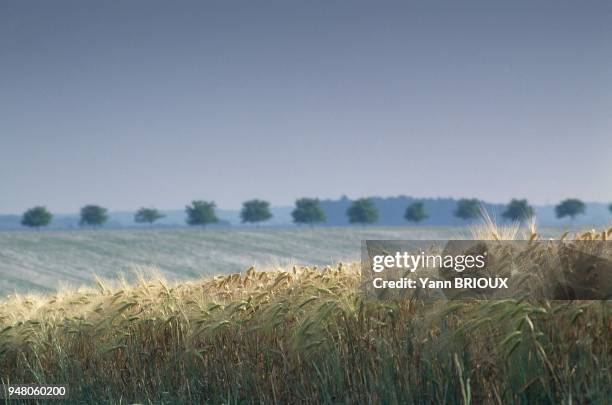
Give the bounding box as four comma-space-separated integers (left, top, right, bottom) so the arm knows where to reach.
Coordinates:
18, 197, 607, 230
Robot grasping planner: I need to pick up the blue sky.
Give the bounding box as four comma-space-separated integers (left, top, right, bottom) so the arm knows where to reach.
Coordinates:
1, 0, 611, 213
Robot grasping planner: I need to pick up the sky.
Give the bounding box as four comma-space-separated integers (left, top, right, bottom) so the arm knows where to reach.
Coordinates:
1, 0, 611, 214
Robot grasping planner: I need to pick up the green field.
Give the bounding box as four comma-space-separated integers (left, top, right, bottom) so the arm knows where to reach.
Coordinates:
0, 227, 463, 295
0, 226, 576, 296
0, 225, 609, 403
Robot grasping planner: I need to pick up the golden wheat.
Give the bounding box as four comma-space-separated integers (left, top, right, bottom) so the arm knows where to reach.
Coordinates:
0, 226, 610, 403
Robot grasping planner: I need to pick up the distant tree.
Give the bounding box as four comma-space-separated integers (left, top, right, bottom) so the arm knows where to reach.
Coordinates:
21, 206, 52, 229
185, 200, 218, 227
134, 207, 164, 226
404, 202, 427, 224
79, 205, 108, 228
609, 203, 612, 215
292, 198, 326, 226
454, 199, 481, 221
240, 199, 272, 225
347, 198, 378, 225
502, 199, 534, 222
555, 199, 586, 221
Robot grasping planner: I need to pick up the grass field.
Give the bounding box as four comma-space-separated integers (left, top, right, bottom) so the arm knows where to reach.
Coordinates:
0, 224, 610, 403
0, 226, 578, 296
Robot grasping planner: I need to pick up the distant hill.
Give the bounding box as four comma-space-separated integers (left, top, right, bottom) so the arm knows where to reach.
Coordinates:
318, 196, 504, 226
0, 215, 21, 230
318, 196, 612, 227
1, 197, 610, 230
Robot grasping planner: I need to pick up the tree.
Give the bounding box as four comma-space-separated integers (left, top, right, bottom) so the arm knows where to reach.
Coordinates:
21, 206, 52, 229
347, 198, 378, 225
502, 199, 534, 222
555, 199, 586, 221
240, 199, 272, 225
185, 200, 218, 227
404, 202, 427, 224
134, 207, 164, 226
79, 205, 108, 228
609, 203, 612, 215
292, 198, 326, 226
454, 199, 480, 221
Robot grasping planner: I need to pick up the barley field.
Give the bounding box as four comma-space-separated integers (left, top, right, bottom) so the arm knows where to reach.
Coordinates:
0, 226, 577, 296
0, 225, 610, 403
0, 227, 468, 296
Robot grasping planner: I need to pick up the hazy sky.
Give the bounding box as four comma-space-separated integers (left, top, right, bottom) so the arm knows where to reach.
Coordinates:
1, 0, 611, 213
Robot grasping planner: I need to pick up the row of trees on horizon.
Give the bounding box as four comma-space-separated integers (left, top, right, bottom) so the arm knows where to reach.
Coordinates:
17, 198, 609, 230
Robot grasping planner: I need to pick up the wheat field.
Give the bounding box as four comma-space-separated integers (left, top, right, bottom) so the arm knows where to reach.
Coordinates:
0, 225, 610, 403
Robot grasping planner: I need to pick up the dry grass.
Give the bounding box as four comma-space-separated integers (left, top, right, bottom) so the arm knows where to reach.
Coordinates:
0, 226, 611, 404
